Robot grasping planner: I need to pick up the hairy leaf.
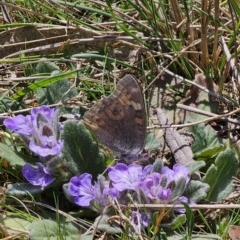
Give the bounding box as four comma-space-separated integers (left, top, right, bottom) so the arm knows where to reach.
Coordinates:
36, 71, 78, 107
62, 183, 76, 205
145, 132, 161, 150
151, 158, 164, 173
203, 148, 238, 202
189, 123, 224, 159
62, 121, 105, 179
0, 142, 26, 167
184, 180, 210, 203
93, 215, 122, 234
6, 183, 43, 197
2, 216, 30, 235
171, 176, 188, 200
187, 160, 206, 174
13, 69, 80, 100
36, 59, 60, 73
29, 219, 80, 240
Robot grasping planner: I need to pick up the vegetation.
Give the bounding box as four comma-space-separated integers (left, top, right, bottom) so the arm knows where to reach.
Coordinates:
0, 0, 240, 239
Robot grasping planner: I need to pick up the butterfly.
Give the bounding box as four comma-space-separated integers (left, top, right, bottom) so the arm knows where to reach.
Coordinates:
83, 74, 146, 160
229, 225, 240, 240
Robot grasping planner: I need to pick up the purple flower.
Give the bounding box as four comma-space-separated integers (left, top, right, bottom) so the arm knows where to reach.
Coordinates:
22, 162, 55, 187
108, 163, 152, 192
162, 164, 190, 185
31, 106, 56, 122
139, 172, 172, 203
4, 115, 33, 136
68, 173, 120, 209
30, 106, 62, 157
68, 173, 95, 207
66, 163, 194, 217
4, 106, 63, 158
29, 136, 63, 157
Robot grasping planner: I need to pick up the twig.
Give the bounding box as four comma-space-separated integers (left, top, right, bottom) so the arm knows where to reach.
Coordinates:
156, 108, 194, 165
159, 66, 237, 106
129, 203, 240, 209
0, 103, 62, 116
157, 106, 240, 128
177, 103, 240, 126
0, 0, 12, 23
177, 104, 218, 117
93, 35, 182, 42
219, 36, 240, 84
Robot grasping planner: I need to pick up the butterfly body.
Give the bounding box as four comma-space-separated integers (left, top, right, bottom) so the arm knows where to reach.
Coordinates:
83, 75, 146, 160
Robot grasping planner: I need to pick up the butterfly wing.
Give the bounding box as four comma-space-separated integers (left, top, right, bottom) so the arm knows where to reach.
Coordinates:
83, 74, 146, 159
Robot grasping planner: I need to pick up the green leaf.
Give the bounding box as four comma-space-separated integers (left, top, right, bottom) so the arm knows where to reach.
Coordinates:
160, 214, 186, 229
145, 132, 161, 150
151, 158, 164, 173
62, 183, 76, 205
182, 202, 194, 238
79, 235, 94, 240
6, 183, 43, 197
170, 176, 188, 200
2, 216, 31, 235
187, 160, 206, 174
35, 59, 60, 73
189, 124, 224, 159
194, 145, 225, 159
0, 142, 26, 167
0, 96, 24, 114
28, 219, 81, 240
93, 215, 122, 234
203, 148, 238, 202
61, 121, 105, 179
184, 180, 210, 203
35, 70, 78, 107
12, 69, 81, 100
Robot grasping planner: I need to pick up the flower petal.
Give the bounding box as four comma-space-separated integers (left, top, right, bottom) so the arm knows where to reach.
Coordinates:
68, 173, 95, 207
4, 115, 33, 135
22, 163, 55, 187
108, 163, 143, 191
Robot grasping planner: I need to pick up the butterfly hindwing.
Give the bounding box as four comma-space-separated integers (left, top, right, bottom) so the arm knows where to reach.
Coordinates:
83, 75, 146, 158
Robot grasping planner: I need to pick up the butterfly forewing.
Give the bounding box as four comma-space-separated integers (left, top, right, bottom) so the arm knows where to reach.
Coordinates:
83, 75, 146, 159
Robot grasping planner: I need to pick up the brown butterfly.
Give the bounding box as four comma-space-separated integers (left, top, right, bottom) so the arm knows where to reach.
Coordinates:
229, 225, 240, 240
83, 74, 146, 160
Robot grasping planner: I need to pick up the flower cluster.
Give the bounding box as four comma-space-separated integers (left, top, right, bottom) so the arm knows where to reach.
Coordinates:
68, 173, 118, 208
4, 106, 63, 187
67, 162, 191, 227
